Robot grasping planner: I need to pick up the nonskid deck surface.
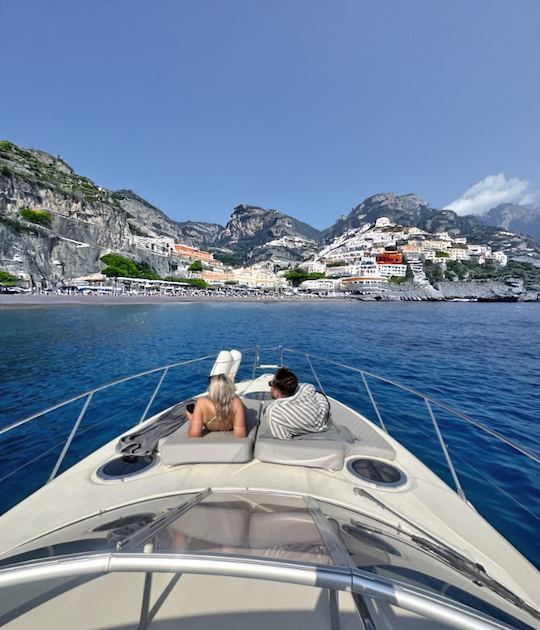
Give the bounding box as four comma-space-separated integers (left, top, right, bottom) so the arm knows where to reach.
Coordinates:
0, 374, 539, 623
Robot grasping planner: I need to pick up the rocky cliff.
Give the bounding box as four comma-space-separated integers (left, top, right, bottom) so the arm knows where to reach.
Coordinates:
0, 142, 323, 283
0, 143, 180, 284
214, 204, 321, 264
353, 280, 537, 302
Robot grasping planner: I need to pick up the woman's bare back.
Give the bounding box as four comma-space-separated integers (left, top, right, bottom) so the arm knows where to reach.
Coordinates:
187, 396, 246, 438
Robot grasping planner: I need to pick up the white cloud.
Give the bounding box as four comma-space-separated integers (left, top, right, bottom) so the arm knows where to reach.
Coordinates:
445, 174, 535, 216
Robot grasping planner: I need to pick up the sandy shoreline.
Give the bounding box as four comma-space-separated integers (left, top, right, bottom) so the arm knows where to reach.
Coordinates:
0, 294, 343, 308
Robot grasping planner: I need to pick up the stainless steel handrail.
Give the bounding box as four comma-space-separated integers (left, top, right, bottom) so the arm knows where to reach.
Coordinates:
0, 552, 516, 629
0, 346, 264, 487
0, 352, 218, 437
280, 347, 540, 465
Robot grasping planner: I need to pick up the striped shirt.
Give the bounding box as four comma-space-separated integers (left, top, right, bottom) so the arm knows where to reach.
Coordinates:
266, 383, 330, 440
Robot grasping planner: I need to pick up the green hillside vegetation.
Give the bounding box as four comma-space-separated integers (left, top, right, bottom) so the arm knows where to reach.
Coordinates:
100, 253, 160, 280
389, 265, 414, 284
0, 270, 18, 286
0, 140, 111, 205
19, 207, 52, 227
285, 268, 326, 287
188, 260, 203, 272
213, 252, 243, 267
163, 276, 208, 289
100, 255, 209, 287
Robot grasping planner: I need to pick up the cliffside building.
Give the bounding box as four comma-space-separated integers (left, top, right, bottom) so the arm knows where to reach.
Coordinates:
173, 244, 215, 263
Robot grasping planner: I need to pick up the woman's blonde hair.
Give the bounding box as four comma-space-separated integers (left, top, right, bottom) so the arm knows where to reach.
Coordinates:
208, 374, 235, 424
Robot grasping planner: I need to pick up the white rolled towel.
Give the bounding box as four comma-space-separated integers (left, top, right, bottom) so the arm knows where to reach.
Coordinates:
209, 350, 234, 376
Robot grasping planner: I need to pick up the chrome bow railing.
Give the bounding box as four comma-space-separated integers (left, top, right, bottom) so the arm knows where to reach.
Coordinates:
0, 345, 538, 534
0, 551, 514, 630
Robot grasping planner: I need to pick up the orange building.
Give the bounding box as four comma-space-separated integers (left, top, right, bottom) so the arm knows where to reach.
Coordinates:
376, 251, 403, 265
173, 244, 214, 263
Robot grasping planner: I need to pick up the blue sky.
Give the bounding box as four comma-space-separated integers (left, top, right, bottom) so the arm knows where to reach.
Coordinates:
1, 0, 539, 228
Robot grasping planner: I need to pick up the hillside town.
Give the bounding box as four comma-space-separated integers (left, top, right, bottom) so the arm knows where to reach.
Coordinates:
2, 215, 511, 298
294, 216, 508, 294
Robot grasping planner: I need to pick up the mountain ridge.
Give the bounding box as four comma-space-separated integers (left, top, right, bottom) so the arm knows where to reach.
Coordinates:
1, 140, 539, 285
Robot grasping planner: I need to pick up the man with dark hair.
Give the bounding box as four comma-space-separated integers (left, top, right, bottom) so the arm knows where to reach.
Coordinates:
266, 367, 330, 439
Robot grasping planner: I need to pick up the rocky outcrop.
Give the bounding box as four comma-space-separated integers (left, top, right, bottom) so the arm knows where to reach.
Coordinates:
113, 189, 223, 247
112, 189, 180, 239
323, 193, 434, 240
175, 220, 223, 248
436, 280, 527, 301
479, 203, 540, 244
352, 280, 536, 302
214, 204, 321, 264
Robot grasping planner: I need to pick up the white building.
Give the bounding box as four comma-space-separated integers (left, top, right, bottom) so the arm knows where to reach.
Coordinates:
299, 279, 341, 292
297, 261, 326, 274
377, 263, 407, 277
133, 236, 175, 256
447, 247, 470, 261
404, 227, 426, 236
375, 216, 393, 228
341, 275, 388, 288
435, 231, 452, 241
468, 244, 492, 257
492, 251, 508, 266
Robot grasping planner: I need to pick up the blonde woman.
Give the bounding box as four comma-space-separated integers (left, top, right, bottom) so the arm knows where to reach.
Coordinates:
187, 374, 246, 438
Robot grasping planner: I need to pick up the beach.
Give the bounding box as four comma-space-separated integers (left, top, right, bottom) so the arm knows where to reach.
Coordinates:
0, 293, 337, 308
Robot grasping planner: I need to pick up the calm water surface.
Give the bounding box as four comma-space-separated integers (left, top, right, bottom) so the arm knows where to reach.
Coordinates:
0, 302, 539, 566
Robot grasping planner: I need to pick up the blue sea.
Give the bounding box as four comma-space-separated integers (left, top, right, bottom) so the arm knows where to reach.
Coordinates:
0, 301, 539, 567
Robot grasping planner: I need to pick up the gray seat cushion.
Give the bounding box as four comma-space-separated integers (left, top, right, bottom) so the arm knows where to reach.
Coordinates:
158, 399, 260, 465
254, 435, 345, 471
329, 399, 396, 460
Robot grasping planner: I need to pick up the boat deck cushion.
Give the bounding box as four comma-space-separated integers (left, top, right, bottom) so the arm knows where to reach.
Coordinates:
329, 399, 396, 460
158, 398, 260, 465
254, 435, 346, 471
254, 398, 395, 470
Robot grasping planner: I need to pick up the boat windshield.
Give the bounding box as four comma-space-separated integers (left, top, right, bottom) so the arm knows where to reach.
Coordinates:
0, 493, 197, 568
0, 491, 537, 629
316, 500, 538, 629
145, 492, 333, 565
